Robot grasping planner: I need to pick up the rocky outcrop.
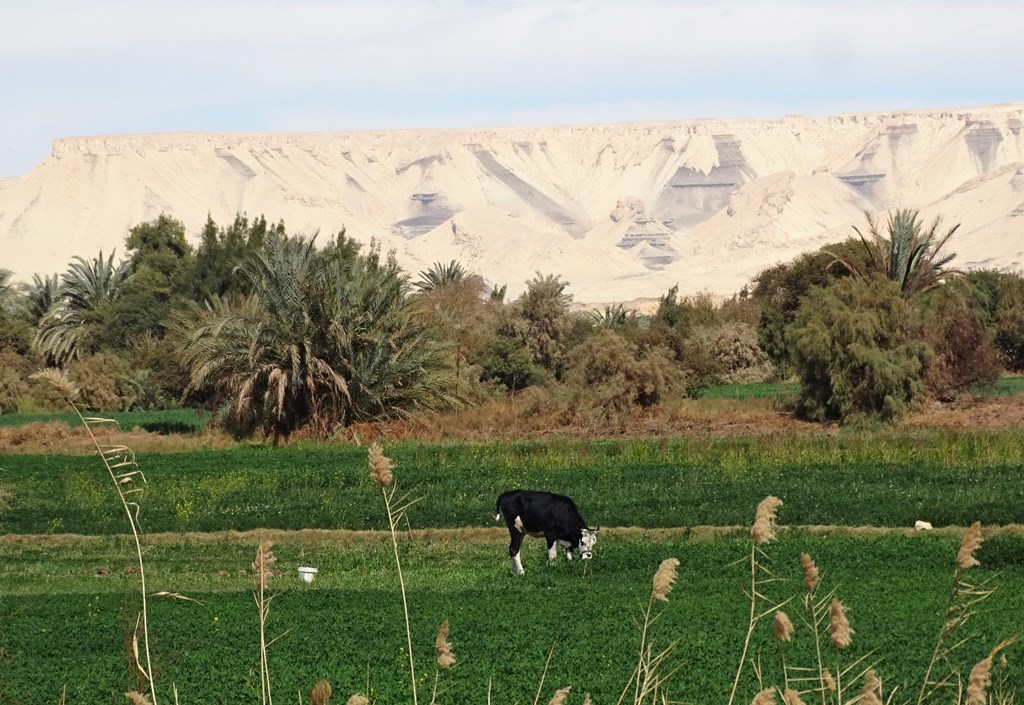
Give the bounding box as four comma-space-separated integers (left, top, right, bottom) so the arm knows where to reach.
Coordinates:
2, 104, 1023, 300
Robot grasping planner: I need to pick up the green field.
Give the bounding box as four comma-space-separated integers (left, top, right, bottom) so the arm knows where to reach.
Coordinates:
2, 529, 1022, 705
0, 407, 211, 433
4, 427, 1024, 703
3, 431, 1024, 534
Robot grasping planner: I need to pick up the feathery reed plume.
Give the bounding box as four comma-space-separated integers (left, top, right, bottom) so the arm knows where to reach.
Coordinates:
800, 554, 819, 593
31, 368, 80, 403
729, 499, 785, 705
345, 696, 369, 705
435, 620, 456, 670
125, 692, 153, 705
860, 669, 882, 705
652, 558, 680, 602
548, 686, 572, 705
310, 680, 333, 705
774, 610, 794, 642
957, 521, 984, 570
822, 671, 836, 692
752, 496, 783, 544
966, 638, 1019, 705
618, 557, 682, 705
253, 541, 277, 590
968, 655, 995, 705
917, 522, 1003, 705
782, 689, 805, 705
369, 443, 394, 488
751, 687, 776, 705
829, 600, 853, 650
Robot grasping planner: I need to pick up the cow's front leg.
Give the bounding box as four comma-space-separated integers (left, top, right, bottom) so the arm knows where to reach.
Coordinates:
565, 547, 574, 561
547, 536, 558, 562
509, 531, 525, 575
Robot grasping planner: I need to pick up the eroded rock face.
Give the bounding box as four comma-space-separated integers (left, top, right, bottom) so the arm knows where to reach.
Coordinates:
2, 104, 1024, 301
610, 197, 646, 223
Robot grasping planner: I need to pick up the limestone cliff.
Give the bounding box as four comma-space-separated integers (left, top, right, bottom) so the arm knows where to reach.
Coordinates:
2, 104, 1023, 301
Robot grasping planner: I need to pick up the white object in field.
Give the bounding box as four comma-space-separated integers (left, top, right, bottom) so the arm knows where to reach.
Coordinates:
297, 566, 319, 583
914, 520, 933, 531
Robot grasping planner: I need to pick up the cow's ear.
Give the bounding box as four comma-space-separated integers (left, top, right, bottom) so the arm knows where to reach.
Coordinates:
592, 527, 601, 533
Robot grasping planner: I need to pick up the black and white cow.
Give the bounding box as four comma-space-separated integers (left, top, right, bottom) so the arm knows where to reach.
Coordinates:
495, 489, 599, 575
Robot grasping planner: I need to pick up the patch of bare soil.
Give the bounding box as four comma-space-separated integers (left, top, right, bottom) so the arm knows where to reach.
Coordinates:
2, 395, 1021, 455
901, 395, 1024, 431
0, 421, 235, 455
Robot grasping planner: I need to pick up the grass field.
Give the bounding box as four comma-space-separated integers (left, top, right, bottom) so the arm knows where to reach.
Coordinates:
0, 408, 211, 433
4, 400, 1024, 703
2, 529, 1022, 704
4, 431, 1024, 534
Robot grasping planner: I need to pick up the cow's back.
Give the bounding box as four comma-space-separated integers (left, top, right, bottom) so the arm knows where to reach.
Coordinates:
497, 489, 587, 532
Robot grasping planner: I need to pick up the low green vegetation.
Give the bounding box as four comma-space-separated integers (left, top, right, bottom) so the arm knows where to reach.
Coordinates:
1, 530, 1021, 705
699, 381, 799, 400
4, 431, 1024, 534
0, 407, 210, 432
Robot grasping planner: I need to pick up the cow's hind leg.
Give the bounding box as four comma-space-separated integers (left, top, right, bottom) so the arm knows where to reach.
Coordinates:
508, 530, 525, 575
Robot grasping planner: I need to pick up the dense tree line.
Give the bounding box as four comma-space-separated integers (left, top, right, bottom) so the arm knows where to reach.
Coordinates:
0, 209, 1022, 436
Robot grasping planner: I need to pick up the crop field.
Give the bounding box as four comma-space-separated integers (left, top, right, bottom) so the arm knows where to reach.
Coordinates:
0, 408, 211, 434
3, 429, 1024, 703
3, 431, 1024, 534
3, 529, 1024, 705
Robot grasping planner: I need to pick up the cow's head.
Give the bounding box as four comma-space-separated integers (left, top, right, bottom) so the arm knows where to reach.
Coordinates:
579, 527, 600, 560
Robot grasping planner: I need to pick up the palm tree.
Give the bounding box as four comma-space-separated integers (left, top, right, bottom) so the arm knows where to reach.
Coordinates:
177, 234, 455, 440
586, 303, 636, 328
19, 273, 61, 324
35, 252, 132, 365
414, 260, 468, 291
832, 209, 961, 298
0, 269, 17, 312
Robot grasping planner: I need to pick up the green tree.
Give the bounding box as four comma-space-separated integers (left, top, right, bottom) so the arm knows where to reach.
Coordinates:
183, 213, 288, 302
963, 269, 1024, 371
502, 273, 574, 378
751, 241, 861, 369
95, 215, 195, 346
0, 269, 33, 354
479, 335, 543, 392
994, 275, 1024, 371
19, 273, 61, 325
786, 276, 931, 423
35, 251, 132, 365
916, 286, 1001, 399
833, 209, 961, 298
414, 260, 469, 292
177, 233, 454, 440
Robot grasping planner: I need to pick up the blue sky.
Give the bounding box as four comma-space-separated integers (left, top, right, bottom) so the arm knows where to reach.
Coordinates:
2, 0, 1022, 177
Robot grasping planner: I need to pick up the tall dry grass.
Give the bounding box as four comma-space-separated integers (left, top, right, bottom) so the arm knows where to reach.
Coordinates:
739, 497, 1017, 705
33, 369, 160, 704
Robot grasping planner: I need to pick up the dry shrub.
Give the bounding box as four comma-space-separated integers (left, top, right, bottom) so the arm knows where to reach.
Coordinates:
919, 289, 1001, 401
515, 385, 565, 420
566, 329, 686, 420
65, 353, 133, 411
0, 421, 75, 450
0, 365, 28, 414
687, 322, 775, 385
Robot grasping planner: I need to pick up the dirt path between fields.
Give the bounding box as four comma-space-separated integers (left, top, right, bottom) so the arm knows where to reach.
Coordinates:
4, 524, 1024, 549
